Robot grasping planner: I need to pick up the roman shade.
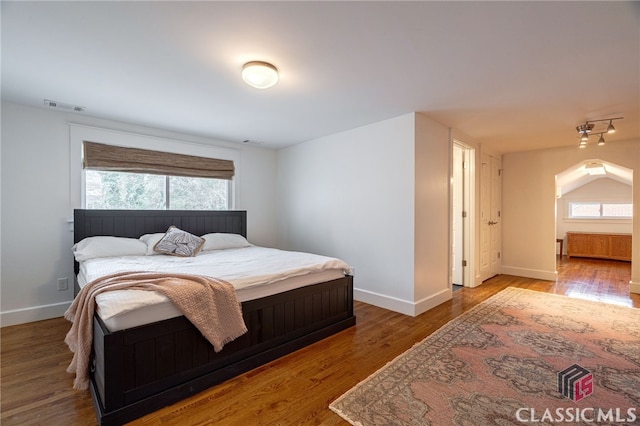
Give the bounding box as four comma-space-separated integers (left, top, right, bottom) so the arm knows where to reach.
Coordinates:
83, 141, 235, 180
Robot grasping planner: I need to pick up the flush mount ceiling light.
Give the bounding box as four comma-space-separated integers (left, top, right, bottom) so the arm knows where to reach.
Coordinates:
242, 61, 279, 89
584, 162, 606, 176
575, 117, 623, 148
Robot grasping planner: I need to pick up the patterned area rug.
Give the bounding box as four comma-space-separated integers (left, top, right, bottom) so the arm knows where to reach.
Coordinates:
330, 288, 640, 425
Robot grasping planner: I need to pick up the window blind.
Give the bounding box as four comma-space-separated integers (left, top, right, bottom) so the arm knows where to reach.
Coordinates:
83, 141, 235, 180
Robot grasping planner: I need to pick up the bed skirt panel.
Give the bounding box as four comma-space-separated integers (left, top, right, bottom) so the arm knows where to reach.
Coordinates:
90, 274, 355, 425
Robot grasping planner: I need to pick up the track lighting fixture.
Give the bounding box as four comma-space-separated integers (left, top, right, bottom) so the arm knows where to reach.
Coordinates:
575, 117, 622, 148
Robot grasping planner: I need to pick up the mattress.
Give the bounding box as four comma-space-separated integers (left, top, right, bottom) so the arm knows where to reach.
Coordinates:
78, 246, 351, 331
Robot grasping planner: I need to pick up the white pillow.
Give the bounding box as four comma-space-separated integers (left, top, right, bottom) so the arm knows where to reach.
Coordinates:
72, 236, 147, 262
140, 233, 165, 255
201, 233, 251, 251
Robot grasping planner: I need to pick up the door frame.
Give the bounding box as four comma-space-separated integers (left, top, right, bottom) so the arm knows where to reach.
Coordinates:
451, 140, 475, 287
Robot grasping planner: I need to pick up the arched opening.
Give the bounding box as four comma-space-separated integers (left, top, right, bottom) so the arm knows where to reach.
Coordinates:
555, 159, 633, 265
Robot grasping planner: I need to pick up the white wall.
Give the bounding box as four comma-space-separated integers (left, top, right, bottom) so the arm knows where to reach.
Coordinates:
0, 101, 278, 326
277, 112, 452, 316
556, 178, 632, 253
277, 113, 416, 312
414, 113, 452, 312
502, 139, 640, 291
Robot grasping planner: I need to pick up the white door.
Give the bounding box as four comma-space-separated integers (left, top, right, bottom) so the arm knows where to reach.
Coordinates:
480, 153, 502, 281
490, 156, 502, 277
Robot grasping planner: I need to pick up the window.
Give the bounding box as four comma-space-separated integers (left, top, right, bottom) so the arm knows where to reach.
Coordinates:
83, 141, 234, 210
85, 171, 230, 210
568, 202, 632, 219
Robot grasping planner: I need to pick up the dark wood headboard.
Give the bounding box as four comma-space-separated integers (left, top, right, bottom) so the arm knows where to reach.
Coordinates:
73, 209, 247, 273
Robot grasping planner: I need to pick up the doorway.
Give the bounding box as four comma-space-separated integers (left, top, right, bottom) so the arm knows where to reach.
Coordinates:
451, 142, 474, 287
555, 159, 633, 269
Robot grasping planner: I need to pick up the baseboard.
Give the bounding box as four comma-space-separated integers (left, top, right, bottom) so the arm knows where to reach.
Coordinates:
354, 288, 414, 316
1, 301, 71, 327
470, 274, 483, 288
500, 265, 558, 282
414, 288, 452, 316
354, 287, 451, 317
630, 280, 640, 295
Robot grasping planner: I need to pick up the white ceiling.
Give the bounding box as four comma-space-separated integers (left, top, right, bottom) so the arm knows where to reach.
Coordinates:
2, 1, 639, 153
556, 159, 633, 197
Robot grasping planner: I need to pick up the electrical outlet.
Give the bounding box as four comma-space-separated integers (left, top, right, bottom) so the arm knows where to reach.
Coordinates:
57, 278, 68, 291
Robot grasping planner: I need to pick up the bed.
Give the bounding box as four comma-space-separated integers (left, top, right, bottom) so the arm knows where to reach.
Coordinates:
72, 209, 355, 426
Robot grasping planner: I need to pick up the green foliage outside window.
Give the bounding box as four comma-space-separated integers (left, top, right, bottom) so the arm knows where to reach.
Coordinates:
86, 171, 228, 210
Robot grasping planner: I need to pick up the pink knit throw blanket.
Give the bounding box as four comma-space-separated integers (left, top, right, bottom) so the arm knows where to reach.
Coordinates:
64, 271, 248, 390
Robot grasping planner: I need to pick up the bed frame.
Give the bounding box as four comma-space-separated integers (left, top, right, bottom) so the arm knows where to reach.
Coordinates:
73, 209, 355, 426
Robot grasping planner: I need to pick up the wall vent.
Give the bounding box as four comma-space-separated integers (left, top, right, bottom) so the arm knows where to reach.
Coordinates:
44, 99, 85, 112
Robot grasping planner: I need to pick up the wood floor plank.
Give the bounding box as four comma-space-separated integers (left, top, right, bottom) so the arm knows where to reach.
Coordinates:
1, 257, 637, 425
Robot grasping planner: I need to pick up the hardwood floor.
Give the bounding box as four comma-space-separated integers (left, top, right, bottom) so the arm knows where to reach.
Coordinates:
1, 257, 637, 425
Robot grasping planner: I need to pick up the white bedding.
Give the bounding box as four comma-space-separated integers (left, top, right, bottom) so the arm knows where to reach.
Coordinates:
78, 246, 351, 331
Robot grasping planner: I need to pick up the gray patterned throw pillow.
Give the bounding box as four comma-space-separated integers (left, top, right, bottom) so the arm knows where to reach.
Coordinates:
154, 226, 205, 257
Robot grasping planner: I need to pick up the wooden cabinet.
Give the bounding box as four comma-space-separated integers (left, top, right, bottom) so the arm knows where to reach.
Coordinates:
567, 232, 631, 262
